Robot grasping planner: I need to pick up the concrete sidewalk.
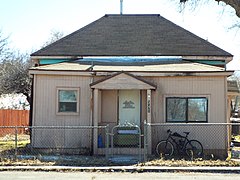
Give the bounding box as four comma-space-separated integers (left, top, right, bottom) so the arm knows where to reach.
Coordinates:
0, 165, 240, 173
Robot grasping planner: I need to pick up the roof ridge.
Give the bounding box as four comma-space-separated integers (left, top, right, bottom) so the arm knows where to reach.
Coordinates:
105, 14, 161, 17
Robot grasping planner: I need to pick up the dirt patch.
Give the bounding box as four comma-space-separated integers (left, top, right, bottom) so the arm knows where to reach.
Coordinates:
0, 155, 240, 167
0, 155, 112, 167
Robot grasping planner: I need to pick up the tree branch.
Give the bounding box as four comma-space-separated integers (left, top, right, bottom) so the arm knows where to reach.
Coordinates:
217, 0, 240, 18
181, 0, 240, 18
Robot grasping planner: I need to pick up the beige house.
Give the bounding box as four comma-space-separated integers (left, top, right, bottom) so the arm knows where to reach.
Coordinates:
29, 14, 233, 157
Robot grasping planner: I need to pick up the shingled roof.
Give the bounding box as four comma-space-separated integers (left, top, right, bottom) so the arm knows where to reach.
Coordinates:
31, 14, 232, 57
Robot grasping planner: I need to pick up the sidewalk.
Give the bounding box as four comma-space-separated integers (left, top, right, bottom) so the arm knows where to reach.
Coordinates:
0, 165, 240, 173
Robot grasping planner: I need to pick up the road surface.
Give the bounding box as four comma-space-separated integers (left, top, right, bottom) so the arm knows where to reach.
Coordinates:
0, 171, 240, 180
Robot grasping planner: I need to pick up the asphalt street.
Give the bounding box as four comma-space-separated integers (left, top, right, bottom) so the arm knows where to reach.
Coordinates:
0, 171, 240, 180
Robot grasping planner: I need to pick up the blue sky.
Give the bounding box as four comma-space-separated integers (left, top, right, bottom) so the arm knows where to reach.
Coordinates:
0, 0, 239, 70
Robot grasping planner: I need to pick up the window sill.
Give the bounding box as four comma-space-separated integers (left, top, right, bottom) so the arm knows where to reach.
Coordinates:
56, 112, 79, 116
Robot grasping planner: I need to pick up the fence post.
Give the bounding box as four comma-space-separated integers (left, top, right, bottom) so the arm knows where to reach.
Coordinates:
138, 125, 141, 162
105, 124, 110, 160
14, 126, 18, 159
144, 120, 148, 162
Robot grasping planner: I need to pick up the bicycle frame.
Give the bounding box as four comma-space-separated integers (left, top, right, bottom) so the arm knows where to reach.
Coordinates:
166, 131, 191, 152
156, 129, 203, 158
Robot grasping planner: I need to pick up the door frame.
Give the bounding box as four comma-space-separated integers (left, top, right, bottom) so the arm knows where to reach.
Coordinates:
118, 90, 141, 126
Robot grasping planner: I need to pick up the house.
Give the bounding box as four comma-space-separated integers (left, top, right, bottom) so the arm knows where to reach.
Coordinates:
29, 14, 233, 157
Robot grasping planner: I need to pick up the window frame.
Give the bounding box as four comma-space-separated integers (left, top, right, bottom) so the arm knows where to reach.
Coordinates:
166, 97, 208, 123
56, 87, 80, 115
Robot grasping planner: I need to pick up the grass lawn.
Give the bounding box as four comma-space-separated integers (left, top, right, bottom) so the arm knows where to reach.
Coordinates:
0, 134, 30, 152
0, 140, 30, 151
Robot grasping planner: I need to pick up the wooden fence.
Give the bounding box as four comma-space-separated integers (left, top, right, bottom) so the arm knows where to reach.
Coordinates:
0, 109, 29, 136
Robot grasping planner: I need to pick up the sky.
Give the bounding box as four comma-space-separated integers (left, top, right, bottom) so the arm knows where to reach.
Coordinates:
0, 0, 240, 70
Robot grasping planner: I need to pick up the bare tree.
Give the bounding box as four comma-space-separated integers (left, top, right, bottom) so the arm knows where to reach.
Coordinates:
0, 29, 65, 105
180, 0, 240, 18
0, 52, 32, 102
41, 29, 64, 48
0, 31, 31, 103
0, 31, 11, 62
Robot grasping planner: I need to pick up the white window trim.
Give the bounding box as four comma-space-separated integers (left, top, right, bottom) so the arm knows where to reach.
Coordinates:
56, 87, 80, 116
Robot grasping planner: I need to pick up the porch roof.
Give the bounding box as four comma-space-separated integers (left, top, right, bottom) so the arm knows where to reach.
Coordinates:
30, 60, 225, 72
90, 72, 157, 90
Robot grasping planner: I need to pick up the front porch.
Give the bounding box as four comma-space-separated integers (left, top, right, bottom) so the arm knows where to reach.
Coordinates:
90, 72, 156, 155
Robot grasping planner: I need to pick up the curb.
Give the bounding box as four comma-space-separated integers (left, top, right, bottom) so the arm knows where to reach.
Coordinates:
0, 166, 240, 173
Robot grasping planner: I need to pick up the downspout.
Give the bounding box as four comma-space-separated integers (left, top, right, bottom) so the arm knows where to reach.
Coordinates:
29, 74, 34, 144
88, 61, 95, 127
89, 70, 95, 154
90, 77, 94, 126
29, 75, 34, 127
89, 62, 95, 127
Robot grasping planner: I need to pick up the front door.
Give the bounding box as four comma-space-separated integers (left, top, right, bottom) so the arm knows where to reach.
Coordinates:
118, 90, 140, 126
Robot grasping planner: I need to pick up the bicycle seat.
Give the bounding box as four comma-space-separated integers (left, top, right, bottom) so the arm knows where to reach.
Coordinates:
183, 132, 190, 135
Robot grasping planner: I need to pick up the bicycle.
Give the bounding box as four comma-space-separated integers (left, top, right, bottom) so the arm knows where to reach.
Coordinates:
155, 129, 203, 159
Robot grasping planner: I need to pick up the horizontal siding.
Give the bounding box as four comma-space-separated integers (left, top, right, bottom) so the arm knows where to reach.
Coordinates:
32, 75, 92, 148
143, 76, 226, 124
144, 76, 227, 151
32, 74, 228, 152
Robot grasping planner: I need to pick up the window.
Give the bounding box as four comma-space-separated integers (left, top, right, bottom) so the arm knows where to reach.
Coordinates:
57, 88, 79, 114
166, 97, 208, 122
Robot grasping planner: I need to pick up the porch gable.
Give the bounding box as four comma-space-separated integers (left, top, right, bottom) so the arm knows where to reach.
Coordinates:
90, 72, 156, 90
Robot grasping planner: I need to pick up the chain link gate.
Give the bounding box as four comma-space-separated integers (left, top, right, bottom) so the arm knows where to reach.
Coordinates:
106, 123, 144, 163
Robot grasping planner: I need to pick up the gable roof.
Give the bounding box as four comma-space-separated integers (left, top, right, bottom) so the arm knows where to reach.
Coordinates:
31, 14, 232, 57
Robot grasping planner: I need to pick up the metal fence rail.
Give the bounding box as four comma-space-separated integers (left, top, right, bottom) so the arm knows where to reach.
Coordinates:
0, 123, 240, 163
0, 125, 108, 160
107, 124, 143, 162
144, 123, 240, 160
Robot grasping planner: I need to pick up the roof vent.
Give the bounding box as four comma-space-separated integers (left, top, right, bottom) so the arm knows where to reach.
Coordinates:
120, 0, 123, 14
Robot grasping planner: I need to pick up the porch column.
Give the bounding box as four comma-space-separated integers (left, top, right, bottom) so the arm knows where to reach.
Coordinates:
93, 88, 99, 155
147, 89, 152, 154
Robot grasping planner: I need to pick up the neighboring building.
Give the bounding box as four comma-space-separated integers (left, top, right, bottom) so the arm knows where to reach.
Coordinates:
29, 14, 233, 157
227, 78, 240, 118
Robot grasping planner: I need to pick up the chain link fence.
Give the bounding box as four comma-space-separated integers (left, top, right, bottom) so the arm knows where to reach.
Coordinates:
144, 123, 240, 160
0, 126, 108, 160
1, 123, 240, 163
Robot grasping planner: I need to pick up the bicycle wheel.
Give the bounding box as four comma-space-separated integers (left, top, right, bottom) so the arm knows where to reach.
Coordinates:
185, 140, 203, 158
155, 140, 174, 157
